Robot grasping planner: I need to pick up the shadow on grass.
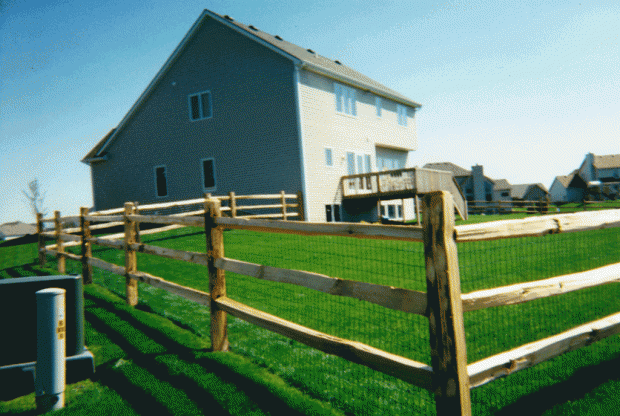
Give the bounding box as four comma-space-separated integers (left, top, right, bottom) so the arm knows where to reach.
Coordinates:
495, 353, 620, 416
85, 291, 309, 416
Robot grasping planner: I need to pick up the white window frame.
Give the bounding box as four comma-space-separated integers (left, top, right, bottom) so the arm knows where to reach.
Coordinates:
324, 147, 334, 167
346, 150, 372, 191
334, 83, 357, 116
397, 104, 407, 127
375, 96, 382, 117
189, 90, 213, 121
154, 165, 168, 198
200, 157, 217, 192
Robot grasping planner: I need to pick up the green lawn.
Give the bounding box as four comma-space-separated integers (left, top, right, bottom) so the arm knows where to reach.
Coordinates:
2, 212, 620, 415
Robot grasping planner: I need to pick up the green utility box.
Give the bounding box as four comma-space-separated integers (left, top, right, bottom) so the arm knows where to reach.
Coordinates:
0, 275, 94, 400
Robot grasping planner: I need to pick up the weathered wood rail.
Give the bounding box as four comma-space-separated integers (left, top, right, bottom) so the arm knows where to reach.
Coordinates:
37, 191, 620, 416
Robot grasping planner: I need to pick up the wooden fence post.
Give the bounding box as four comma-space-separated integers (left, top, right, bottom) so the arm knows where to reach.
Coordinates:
297, 191, 305, 222
422, 191, 471, 416
281, 190, 287, 220
124, 202, 138, 306
134, 201, 141, 243
54, 211, 65, 274
36, 212, 46, 266
229, 192, 237, 218
80, 207, 93, 284
205, 198, 229, 352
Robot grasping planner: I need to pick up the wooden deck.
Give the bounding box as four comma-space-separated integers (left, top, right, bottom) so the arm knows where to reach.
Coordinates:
341, 167, 468, 220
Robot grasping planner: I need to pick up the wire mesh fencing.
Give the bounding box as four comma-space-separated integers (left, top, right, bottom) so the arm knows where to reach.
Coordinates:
458, 226, 620, 414
222, 229, 435, 415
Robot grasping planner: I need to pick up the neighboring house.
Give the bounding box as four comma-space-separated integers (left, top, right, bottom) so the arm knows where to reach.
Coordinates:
549, 170, 584, 203
0, 222, 37, 241
82, 9, 421, 223
423, 162, 505, 202
510, 183, 549, 201
550, 153, 620, 203
492, 179, 513, 202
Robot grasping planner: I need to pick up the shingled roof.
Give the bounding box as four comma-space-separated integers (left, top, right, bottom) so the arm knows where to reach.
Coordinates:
0, 222, 36, 238
593, 154, 620, 169
83, 9, 421, 163
423, 162, 472, 177
554, 170, 578, 188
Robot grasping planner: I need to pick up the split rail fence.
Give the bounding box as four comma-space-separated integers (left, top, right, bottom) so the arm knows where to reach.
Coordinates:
35, 191, 620, 415
468, 199, 620, 215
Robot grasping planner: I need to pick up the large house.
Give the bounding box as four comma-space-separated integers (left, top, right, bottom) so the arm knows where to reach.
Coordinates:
82, 10, 421, 223
550, 153, 620, 202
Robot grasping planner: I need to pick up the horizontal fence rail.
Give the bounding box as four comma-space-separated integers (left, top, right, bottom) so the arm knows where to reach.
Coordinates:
36, 191, 620, 416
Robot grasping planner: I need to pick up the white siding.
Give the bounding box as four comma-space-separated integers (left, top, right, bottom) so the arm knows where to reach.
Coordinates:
297, 70, 418, 222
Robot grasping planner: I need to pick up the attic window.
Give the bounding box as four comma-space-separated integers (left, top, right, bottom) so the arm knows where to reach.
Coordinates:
189, 91, 212, 121
224, 15, 234, 21
275, 35, 283, 40
249, 25, 259, 31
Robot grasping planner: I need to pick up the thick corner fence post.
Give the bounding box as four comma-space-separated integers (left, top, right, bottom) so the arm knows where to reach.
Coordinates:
205, 197, 229, 351
54, 211, 65, 274
37, 212, 46, 266
80, 207, 92, 284
124, 202, 138, 306
422, 191, 471, 416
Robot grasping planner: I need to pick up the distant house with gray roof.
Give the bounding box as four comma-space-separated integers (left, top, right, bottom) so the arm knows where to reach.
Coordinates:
423, 162, 512, 203
82, 9, 421, 223
510, 183, 549, 201
550, 153, 620, 202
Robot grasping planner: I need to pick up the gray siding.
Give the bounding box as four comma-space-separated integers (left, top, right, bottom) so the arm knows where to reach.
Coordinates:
92, 17, 302, 210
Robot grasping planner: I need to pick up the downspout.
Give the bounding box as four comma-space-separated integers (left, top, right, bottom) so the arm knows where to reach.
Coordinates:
294, 64, 309, 221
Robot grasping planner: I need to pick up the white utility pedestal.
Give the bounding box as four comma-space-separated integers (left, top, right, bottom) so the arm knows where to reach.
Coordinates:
35, 288, 66, 412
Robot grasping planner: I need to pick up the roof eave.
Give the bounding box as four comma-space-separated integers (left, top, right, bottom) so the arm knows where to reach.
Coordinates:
81, 155, 108, 165
300, 62, 422, 109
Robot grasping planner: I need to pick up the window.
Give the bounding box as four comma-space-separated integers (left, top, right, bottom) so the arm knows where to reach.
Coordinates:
375, 97, 382, 117
325, 204, 341, 222
335, 83, 356, 116
397, 104, 407, 127
347, 151, 372, 190
325, 148, 333, 167
201, 158, 216, 191
189, 91, 212, 121
154, 166, 168, 197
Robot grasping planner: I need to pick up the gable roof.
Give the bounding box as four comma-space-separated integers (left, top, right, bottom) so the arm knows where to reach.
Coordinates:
593, 154, 620, 169
510, 183, 549, 199
492, 178, 511, 190
83, 9, 421, 164
82, 128, 116, 162
553, 170, 578, 188
423, 162, 471, 177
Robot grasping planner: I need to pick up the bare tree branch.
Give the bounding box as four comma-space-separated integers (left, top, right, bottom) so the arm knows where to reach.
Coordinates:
23, 178, 48, 219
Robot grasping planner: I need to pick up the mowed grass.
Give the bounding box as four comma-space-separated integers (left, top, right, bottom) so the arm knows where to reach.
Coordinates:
0, 241, 343, 416
3, 211, 620, 415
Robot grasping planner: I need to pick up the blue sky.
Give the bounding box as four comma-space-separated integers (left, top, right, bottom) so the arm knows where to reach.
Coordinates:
1, 0, 618, 224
